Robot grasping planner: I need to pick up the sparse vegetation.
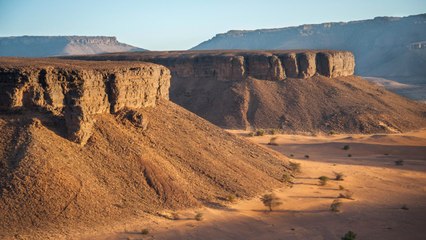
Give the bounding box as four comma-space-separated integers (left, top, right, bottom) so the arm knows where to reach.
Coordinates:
330, 199, 342, 212
226, 194, 237, 203
282, 172, 293, 183
339, 185, 345, 190
347, 154, 352, 157
395, 159, 404, 166
255, 129, 265, 136
269, 129, 277, 135
341, 230, 357, 240
260, 193, 283, 211
194, 212, 203, 221
318, 176, 330, 186
289, 161, 301, 174
171, 212, 180, 220
267, 137, 279, 146
401, 204, 409, 210
141, 229, 149, 235
289, 154, 294, 158
384, 153, 389, 156
304, 155, 310, 159
342, 145, 350, 150
329, 130, 337, 135
338, 190, 354, 199
333, 172, 345, 181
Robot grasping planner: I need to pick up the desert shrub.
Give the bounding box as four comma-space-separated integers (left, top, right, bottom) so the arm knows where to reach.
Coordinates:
329, 130, 337, 135
338, 190, 354, 199
226, 194, 237, 203
330, 199, 342, 212
247, 132, 255, 137
195, 212, 203, 221
401, 204, 409, 210
141, 229, 149, 235
347, 154, 352, 157
395, 159, 404, 166
339, 185, 345, 190
260, 193, 283, 211
171, 212, 180, 220
341, 230, 357, 240
267, 137, 279, 146
282, 172, 293, 183
269, 129, 277, 135
304, 155, 310, 159
318, 176, 329, 186
333, 172, 345, 181
255, 129, 265, 136
289, 162, 301, 174
289, 154, 294, 158
342, 145, 350, 150
384, 153, 389, 156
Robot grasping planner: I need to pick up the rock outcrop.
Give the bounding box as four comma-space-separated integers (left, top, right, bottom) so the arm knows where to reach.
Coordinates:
69, 50, 354, 80
0, 58, 170, 144
66, 51, 425, 133
191, 14, 426, 84
0, 36, 145, 57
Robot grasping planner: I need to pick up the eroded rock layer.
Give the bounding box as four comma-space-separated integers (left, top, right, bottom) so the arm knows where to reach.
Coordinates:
0, 58, 170, 144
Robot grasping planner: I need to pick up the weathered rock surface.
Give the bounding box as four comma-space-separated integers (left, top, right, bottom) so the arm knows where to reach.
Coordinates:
0, 58, 170, 144
68, 50, 355, 80
67, 51, 425, 133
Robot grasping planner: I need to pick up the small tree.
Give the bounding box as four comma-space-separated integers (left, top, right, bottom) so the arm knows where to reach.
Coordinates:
341, 230, 357, 240
330, 199, 342, 212
267, 137, 279, 146
260, 193, 283, 211
195, 212, 203, 221
334, 172, 345, 181
289, 161, 301, 174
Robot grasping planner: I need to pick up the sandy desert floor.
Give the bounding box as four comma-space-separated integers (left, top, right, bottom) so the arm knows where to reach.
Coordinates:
88, 129, 426, 240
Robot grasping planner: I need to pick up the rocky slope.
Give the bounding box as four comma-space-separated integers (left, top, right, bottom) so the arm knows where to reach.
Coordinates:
66, 51, 426, 133
192, 14, 426, 84
0, 36, 144, 57
0, 58, 291, 238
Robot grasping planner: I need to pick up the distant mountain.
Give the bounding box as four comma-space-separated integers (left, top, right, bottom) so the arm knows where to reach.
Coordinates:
0, 36, 145, 57
192, 14, 426, 83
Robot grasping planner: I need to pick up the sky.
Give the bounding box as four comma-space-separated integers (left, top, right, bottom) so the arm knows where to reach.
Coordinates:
0, 0, 425, 50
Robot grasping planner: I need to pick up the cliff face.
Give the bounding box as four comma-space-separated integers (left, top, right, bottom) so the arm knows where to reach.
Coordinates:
67, 51, 426, 133
0, 58, 170, 144
192, 14, 426, 84
0, 36, 145, 57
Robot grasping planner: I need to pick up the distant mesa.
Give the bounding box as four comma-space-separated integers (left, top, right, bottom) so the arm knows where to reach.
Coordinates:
0, 36, 145, 57
65, 50, 426, 134
192, 14, 426, 84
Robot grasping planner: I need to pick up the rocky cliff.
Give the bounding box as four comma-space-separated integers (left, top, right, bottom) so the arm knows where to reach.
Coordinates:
0, 58, 170, 144
192, 14, 426, 84
67, 51, 426, 133
0, 36, 145, 57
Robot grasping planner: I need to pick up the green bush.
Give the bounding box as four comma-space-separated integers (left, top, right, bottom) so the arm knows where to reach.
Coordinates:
289, 162, 301, 174
195, 212, 203, 221
318, 176, 330, 186
255, 129, 265, 136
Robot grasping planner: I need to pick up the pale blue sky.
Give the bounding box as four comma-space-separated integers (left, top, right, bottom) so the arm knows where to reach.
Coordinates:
0, 0, 425, 50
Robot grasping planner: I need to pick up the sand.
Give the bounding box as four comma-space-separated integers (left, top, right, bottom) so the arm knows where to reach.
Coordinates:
86, 129, 426, 240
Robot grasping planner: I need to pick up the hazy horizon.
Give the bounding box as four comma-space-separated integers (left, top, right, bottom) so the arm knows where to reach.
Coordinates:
0, 0, 425, 50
